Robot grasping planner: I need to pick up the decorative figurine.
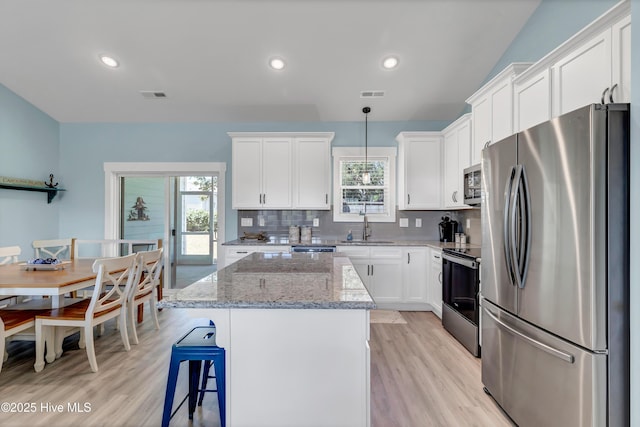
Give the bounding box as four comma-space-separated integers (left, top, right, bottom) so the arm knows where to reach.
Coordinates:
44, 174, 58, 188
128, 196, 150, 221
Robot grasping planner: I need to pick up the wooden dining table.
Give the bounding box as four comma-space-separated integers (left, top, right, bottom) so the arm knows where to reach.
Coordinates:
0, 259, 97, 308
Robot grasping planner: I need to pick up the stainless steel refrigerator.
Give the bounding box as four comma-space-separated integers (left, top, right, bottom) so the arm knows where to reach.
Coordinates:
480, 103, 629, 427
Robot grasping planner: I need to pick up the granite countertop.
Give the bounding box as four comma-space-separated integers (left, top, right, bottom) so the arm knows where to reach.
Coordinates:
223, 236, 480, 250
160, 252, 376, 310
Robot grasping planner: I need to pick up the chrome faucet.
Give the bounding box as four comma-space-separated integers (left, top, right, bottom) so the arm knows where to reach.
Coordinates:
362, 215, 371, 240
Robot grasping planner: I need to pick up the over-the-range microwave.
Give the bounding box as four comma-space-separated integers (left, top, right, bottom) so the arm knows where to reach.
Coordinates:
463, 164, 481, 206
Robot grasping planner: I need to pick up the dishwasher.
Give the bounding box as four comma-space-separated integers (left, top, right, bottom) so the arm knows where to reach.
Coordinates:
290, 245, 336, 253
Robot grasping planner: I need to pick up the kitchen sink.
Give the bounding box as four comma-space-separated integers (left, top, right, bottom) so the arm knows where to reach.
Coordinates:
339, 240, 394, 244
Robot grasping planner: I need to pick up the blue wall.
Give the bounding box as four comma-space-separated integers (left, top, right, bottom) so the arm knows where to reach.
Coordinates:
0, 85, 60, 257
484, 0, 620, 83
58, 120, 448, 241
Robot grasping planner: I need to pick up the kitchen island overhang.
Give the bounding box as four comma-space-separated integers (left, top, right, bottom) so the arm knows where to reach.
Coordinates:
160, 252, 375, 427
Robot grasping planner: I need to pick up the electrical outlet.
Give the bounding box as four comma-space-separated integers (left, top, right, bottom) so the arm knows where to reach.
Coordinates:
241, 217, 253, 227
466, 218, 471, 229
258, 216, 265, 227
399, 218, 409, 228
415, 218, 422, 228
313, 218, 320, 227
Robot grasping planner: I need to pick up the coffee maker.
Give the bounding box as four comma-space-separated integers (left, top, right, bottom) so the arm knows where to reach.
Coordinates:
439, 216, 458, 242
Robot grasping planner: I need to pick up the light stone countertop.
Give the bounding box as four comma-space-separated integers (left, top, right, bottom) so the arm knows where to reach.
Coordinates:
223, 236, 480, 250
160, 252, 376, 310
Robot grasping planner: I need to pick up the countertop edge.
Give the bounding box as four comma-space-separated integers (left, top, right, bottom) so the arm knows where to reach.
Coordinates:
158, 300, 377, 310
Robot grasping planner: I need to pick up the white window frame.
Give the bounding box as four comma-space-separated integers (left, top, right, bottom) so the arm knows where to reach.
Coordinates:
332, 147, 396, 223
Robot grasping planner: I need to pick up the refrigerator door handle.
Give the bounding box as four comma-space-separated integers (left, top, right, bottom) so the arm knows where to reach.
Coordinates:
484, 306, 575, 364
503, 166, 517, 286
511, 165, 531, 289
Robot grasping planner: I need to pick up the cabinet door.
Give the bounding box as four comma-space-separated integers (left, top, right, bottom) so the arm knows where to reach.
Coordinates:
294, 138, 330, 209
471, 96, 491, 165
262, 138, 292, 208
491, 81, 514, 143
429, 250, 443, 318
232, 138, 263, 208
443, 131, 459, 209
611, 15, 631, 103
404, 137, 442, 209
370, 259, 403, 303
552, 29, 611, 116
403, 248, 428, 303
514, 68, 551, 132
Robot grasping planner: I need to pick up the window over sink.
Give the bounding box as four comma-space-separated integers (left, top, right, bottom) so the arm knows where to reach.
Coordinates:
332, 147, 396, 223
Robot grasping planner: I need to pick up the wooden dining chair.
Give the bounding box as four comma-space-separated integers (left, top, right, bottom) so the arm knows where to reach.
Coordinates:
128, 248, 163, 345
0, 246, 22, 307
32, 238, 75, 260
34, 253, 138, 373
0, 309, 47, 374
0, 246, 21, 266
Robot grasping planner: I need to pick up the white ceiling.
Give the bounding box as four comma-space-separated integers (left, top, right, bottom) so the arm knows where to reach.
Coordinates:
0, 0, 541, 123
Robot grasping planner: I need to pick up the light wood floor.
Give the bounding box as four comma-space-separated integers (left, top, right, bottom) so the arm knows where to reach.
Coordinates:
0, 309, 513, 427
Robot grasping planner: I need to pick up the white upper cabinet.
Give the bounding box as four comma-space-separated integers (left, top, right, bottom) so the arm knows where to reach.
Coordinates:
293, 137, 331, 209
230, 132, 334, 210
466, 63, 532, 165
396, 132, 442, 210
514, 68, 552, 132
552, 28, 612, 116
442, 114, 471, 209
513, 3, 630, 130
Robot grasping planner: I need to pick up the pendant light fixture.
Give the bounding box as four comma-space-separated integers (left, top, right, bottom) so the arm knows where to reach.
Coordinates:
362, 106, 371, 185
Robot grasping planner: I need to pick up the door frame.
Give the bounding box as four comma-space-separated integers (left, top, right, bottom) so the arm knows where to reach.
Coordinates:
104, 162, 226, 289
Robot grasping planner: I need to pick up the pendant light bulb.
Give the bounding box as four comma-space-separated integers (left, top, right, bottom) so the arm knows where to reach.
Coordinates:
362, 106, 371, 185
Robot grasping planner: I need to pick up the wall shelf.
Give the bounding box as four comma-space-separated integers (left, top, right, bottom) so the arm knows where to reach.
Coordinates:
0, 177, 65, 203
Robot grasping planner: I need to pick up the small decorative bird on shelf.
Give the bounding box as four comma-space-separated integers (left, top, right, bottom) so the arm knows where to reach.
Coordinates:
44, 174, 58, 188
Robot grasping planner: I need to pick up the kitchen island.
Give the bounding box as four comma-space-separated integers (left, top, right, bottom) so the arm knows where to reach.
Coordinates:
161, 251, 375, 427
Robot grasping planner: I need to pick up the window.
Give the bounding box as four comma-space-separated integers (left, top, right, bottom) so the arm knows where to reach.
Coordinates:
332, 147, 396, 222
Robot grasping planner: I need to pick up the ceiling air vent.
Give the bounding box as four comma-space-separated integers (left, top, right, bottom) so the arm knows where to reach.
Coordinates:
360, 90, 385, 98
140, 91, 168, 99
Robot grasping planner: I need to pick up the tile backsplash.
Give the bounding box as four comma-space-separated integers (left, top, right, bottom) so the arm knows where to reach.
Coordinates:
237, 207, 481, 244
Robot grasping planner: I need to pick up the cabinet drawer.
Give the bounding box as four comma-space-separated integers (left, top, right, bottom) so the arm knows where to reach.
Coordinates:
370, 247, 402, 259
336, 246, 370, 258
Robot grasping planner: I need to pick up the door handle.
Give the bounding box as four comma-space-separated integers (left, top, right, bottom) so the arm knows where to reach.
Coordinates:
609, 83, 618, 103
325, 194, 328, 204
601, 87, 609, 105
367, 265, 370, 276
438, 271, 442, 284
263, 194, 266, 204
484, 306, 574, 364
371, 265, 374, 275
407, 194, 411, 205
407, 253, 411, 264
509, 164, 531, 289
503, 166, 517, 286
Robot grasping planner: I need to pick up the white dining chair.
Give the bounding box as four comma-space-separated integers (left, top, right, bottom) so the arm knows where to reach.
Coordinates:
0, 309, 48, 374
32, 238, 75, 260
128, 248, 163, 344
34, 253, 138, 373
0, 246, 22, 308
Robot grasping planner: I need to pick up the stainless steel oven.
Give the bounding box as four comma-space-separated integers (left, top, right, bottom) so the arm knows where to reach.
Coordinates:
442, 247, 481, 357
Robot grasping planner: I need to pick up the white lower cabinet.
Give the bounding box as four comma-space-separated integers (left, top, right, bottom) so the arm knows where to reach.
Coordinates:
428, 249, 443, 318
222, 245, 290, 269
337, 245, 429, 310
403, 247, 429, 305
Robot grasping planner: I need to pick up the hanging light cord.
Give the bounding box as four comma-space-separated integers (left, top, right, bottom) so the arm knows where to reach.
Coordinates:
363, 106, 371, 183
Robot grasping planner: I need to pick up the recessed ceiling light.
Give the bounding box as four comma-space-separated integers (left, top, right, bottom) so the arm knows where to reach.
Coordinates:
382, 56, 399, 70
269, 57, 286, 71
99, 54, 119, 68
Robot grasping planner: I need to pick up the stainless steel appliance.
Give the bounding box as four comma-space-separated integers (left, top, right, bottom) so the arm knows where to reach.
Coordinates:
442, 247, 481, 356
463, 164, 481, 206
481, 104, 629, 427
290, 245, 336, 253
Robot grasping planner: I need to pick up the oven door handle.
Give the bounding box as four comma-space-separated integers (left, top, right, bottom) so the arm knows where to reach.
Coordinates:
442, 253, 478, 269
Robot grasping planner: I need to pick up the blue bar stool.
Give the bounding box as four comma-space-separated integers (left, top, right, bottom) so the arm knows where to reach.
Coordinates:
162, 325, 226, 427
